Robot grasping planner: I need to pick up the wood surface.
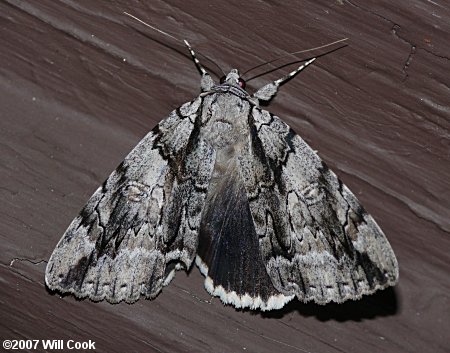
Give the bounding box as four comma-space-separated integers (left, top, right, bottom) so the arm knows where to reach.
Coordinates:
1, 1, 449, 352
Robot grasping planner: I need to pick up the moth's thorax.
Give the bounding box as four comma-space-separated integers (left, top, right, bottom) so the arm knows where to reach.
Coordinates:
211, 84, 249, 99
201, 93, 251, 150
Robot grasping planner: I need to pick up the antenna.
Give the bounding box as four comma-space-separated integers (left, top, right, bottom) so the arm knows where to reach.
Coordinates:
242, 38, 348, 77
123, 12, 225, 76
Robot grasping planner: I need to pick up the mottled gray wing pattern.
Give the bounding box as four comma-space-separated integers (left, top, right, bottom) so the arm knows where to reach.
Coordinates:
45, 97, 215, 303
240, 107, 398, 304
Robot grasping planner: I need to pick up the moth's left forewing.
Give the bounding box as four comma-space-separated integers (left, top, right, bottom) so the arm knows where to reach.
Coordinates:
242, 106, 398, 304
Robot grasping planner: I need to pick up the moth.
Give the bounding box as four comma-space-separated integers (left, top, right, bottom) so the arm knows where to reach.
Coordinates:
45, 35, 398, 311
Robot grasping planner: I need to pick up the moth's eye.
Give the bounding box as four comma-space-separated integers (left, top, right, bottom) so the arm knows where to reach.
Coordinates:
238, 78, 246, 89
220, 76, 226, 84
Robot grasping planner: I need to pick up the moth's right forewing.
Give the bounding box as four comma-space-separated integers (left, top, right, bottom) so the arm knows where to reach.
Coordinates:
45, 97, 210, 303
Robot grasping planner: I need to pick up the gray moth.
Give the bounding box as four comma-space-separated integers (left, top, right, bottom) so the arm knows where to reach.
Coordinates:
45, 39, 398, 311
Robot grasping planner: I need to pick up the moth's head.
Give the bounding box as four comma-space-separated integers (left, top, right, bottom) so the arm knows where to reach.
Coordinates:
220, 69, 246, 89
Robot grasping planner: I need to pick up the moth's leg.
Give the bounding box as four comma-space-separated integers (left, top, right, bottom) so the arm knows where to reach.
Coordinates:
184, 40, 214, 91
253, 58, 316, 102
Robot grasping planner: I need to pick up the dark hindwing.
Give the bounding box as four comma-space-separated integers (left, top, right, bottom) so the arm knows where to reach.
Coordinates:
239, 107, 399, 304
196, 147, 294, 310
45, 97, 215, 303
